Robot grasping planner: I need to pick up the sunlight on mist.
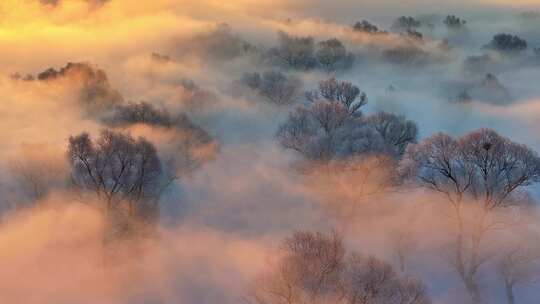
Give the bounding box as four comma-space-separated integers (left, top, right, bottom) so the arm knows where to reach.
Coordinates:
2, 0, 540, 303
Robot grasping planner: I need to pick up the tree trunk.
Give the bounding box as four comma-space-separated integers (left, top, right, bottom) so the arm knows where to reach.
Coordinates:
505, 281, 515, 304
465, 276, 482, 304
397, 248, 406, 273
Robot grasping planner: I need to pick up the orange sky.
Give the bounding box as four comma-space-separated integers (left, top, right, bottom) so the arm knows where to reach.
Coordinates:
0, 0, 538, 41
0, 0, 538, 71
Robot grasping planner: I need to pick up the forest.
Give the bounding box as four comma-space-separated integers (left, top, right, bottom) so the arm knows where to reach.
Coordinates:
2, 0, 540, 303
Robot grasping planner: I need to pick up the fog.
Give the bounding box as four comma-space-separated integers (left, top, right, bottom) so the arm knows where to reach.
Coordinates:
2, 0, 540, 303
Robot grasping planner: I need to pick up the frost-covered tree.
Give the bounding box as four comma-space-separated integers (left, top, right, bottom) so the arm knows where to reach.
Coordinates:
473, 73, 511, 104
499, 241, 540, 304
269, 31, 318, 70
105, 102, 176, 127
383, 45, 428, 65
392, 16, 422, 32
68, 130, 163, 215
268, 33, 356, 71
364, 112, 418, 156
485, 34, 528, 54
247, 231, 430, 304
277, 101, 350, 161
306, 78, 367, 115
190, 23, 256, 61
399, 129, 540, 303
315, 38, 355, 71
37, 62, 124, 113
278, 80, 417, 163
241, 71, 302, 105
454, 90, 472, 104
353, 20, 382, 34
103, 101, 217, 178
404, 29, 423, 41
444, 15, 467, 30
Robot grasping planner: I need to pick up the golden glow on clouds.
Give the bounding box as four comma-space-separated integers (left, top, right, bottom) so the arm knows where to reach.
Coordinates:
0, 1, 208, 71
0, 0, 537, 71
0, 0, 287, 40
481, 0, 540, 5
3, 0, 531, 45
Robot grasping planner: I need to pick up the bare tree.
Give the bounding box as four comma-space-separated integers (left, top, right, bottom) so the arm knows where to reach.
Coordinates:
343, 254, 429, 304
269, 31, 318, 70
306, 78, 367, 115
353, 20, 384, 34
485, 34, 528, 54
383, 45, 428, 65
37, 62, 124, 113
247, 231, 430, 304
444, 15, 467, 30
241, 71, 302, 105
247, 231, 344, 304
304, 155, 397, 226
189, 23, 256, 61
399, 128, 540, 303
392, 17, 422, 32
364, 112, 418, 156
283, 231, 345, 299
390, 203, 422, 274
278, 90, 416, 163
104, 101, 217, 178
104, 102, 175, 127
68, 130, 163, 218
277, 101, 350, 162
470, 73, 512, 105
177, 78, 220, 114
497, 219, 540, 304
403, 30, 423, 41
454, 90, 472, 104
499, 245, 540, 304
277, 100, 388, 163
315, 39, 355, 71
